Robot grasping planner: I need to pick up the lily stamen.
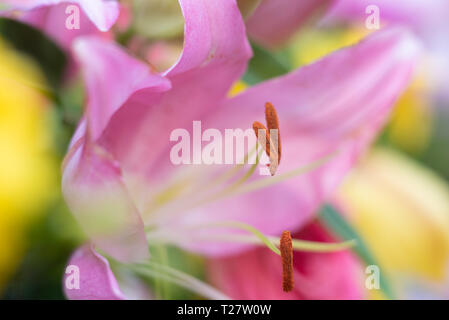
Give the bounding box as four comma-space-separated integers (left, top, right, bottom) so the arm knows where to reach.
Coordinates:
265, 102, 281, 163
252, 121, 271, 156
252, 102, 282, 176
280, 231, 294, 292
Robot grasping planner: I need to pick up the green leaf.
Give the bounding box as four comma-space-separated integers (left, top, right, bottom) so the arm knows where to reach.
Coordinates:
319, 204, 396, 299
243, 43, 291, 85
0, 18, 67, 90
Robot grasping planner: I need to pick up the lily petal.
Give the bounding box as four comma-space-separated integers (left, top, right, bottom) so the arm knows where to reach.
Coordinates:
76, 0, 119, 32
94, 0, 251, 176
219, 28, 421, 140
325, 0, 449, 32
62, 139, 149, 262
63, 244, 125, 300
3, 0, 119, 31
73, 36, 171, 142
63, 37, 171, 261
1, 0, 119, 50
246, 0, 332, 48
323, 0, 449, 101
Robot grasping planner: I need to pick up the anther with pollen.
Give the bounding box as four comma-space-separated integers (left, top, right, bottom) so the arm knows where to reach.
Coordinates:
280, 230, 294, 292
252, 102, 282, 175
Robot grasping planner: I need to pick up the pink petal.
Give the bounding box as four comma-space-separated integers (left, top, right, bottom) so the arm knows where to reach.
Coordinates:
207, 221, 363, 300
93, 0, 251, 175
62, 138, 149, 262
63, 244, 125, 300
165, 0, 252, 78
1, 1, 119, 50
73, 36, 171, 142
220, 27, 421, 141
323, 0, 449, 101
324, 0, 449, 32
171, 27, 421, 256
21, 4, 99, 50
246, 0, 332, 48
76, 0, 120, 32
3, 0, 119, 31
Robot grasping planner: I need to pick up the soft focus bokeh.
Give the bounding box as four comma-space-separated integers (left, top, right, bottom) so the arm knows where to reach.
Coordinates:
1, 0, 449, 300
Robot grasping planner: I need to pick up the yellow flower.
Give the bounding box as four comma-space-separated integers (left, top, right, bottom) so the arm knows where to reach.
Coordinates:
388, 75, 433, 154
0, 38, 57, 291
338, 148, 449, 290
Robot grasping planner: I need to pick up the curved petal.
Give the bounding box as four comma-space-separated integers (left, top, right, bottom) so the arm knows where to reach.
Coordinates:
97, 0, 251, 176
62, 138, 149, 262
1, 1, 119, 50
77, 0, 120, 32
23, 5, 101, 50
323, 0, 449, 101
2, 0, 119, 31
246, 0, 332, 48
63, 244, 125, 300
73, 36, 171, 142
63, 37, 171, 261
168, 27, 421, 256
219, 28, 421, 139
165, 0, 252, 78
207, 221, 363, 299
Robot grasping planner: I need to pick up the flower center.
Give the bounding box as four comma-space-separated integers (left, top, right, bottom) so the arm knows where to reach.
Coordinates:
142, 103, 348, 294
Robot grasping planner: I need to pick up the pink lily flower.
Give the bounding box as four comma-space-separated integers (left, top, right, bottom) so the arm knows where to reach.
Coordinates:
61, 0, 419, 299
246, 0, 333, 48
1, 0, 119, 49
207, 220, 363, 299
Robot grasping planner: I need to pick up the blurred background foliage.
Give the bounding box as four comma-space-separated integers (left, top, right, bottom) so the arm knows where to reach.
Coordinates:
1, 0, 449, 300
0, 18, 82, 299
